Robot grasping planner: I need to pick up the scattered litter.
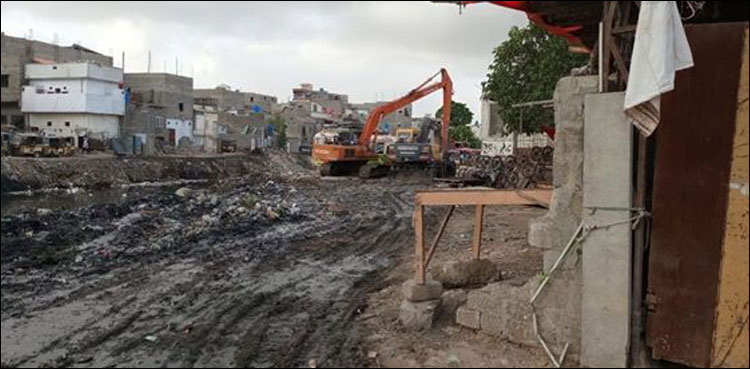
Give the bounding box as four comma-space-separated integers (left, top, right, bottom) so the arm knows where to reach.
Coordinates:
144, 335, 157, 342
308, 359, 317, 368
367, 351, 379, 359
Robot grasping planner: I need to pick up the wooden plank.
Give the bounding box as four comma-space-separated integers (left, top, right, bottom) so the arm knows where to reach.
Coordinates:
415, 189, 551, 206
425, 205, 455, 270
414, 204, 425, 284
608, 36, 630, 84
472, 205, 484, 259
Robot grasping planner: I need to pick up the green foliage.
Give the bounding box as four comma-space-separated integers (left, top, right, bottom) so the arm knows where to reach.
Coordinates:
435, 100, 481, 148
483, 24, 588, 134
435, 100, 473, 127
267, 113, 287, 148
450, 125, 481, 149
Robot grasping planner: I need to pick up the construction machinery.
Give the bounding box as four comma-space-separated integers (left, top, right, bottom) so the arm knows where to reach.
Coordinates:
312, 68, 453, 177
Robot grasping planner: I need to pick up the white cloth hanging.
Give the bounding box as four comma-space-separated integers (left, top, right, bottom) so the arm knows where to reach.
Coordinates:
624, 1, 694, 136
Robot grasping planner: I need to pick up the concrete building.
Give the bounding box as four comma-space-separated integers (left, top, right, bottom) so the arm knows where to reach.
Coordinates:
292, 83, 348, 117
348, 101, 413, 133
1, 32, 113, 129
194, 85, 277, 115
278, 100, 326, 153
20, 62, 124, 143
479, 98, 503, 139
124, 73, 193, 146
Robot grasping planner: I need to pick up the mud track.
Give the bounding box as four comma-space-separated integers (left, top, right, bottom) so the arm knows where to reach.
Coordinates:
1, 175, 426, 368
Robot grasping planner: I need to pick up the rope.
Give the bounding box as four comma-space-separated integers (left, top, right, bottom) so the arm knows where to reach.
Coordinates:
530, 207, 651, 368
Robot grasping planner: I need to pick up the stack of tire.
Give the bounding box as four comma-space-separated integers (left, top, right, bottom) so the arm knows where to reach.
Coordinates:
449, 146, 553, 189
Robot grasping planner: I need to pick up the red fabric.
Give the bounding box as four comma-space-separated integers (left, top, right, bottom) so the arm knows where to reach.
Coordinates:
461, 1, 589, 51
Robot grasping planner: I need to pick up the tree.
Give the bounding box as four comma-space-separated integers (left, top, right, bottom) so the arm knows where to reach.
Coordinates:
435, 100, 481, 148
267, 113, 287, 149
483, 24, 588, 134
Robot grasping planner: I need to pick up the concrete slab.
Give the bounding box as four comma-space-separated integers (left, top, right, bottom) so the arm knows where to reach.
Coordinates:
581, 92, 632, 368
402, 278, 443, 302
399, 299, 441, 331
455, 306, 481, 330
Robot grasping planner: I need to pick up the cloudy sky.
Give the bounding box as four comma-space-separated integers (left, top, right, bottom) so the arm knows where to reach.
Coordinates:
1, 1, 527, 118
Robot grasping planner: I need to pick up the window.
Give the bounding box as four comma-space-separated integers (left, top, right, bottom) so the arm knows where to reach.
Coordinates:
47, 121, 52, 127
250, 97, 254, 102
0, 74, 8, 88
178, 102, 184, 112
55, 88, 61, 93
65, 121, 70, 127
52, 66, 58, 70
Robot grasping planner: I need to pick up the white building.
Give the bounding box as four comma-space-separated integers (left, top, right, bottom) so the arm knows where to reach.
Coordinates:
479, 98, 503, 139
166, 118, 193, 146
21, 62, 124, 143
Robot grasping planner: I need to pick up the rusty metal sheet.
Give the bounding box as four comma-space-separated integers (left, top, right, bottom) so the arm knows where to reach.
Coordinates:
646, 23, 746, 367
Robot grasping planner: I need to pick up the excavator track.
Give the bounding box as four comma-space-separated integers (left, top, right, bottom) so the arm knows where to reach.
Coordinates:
358, 163, 390, 179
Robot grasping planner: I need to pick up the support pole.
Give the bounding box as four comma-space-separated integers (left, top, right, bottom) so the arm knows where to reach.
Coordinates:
472, 204, 484, 259
414, 204, 425, 284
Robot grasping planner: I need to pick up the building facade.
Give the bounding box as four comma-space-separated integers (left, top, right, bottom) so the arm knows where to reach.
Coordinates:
1, 33, 113, 129
194, 85, 278, 115
124, 73, 193, 147
20, 62, 124, 142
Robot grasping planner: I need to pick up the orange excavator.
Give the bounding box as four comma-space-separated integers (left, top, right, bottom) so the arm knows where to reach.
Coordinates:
312, 68, 453, 177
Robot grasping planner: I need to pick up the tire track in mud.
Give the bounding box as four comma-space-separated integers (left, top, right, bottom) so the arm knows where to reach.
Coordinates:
1, 179, 424, 368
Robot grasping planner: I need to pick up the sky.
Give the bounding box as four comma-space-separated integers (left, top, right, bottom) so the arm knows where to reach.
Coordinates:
1, 1, 527, 119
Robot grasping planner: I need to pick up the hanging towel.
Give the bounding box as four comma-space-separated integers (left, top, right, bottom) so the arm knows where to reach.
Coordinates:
624, 1, 694, 136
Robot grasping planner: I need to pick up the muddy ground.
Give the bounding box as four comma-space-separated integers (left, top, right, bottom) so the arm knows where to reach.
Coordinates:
1, 152, 552, 368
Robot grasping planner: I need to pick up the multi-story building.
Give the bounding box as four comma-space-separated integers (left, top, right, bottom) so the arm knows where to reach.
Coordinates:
20, 62, 124, 143
124, 73, 193, 146
291, 83, 348, 117
194, 84, 278, 115
1, 32, 113, 129
347, 101, 413, 133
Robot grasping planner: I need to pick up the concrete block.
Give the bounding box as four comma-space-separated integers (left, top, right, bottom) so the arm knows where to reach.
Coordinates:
399, 299, 441, 331
528, 76, 597, 252
439, 289, 468, 323
455, 306, 481, 330
433, 259, 501, 288
581, 92, 632, 368
402, 278, 443, 302
543, 248, 580, 273
466, 281, 532, 312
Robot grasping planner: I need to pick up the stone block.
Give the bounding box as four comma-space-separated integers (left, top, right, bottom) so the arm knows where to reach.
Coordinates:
455, 306, 481, 330
439, 289, 468, 323
399, 299, 441, 331
402, 278, 443, 302
433, 259, 501, 288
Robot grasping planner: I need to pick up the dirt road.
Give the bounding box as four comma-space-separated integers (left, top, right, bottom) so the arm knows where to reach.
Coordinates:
1, 162, 428, 368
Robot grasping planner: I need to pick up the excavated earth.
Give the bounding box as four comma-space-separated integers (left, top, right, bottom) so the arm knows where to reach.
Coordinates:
1, 153, 432, 368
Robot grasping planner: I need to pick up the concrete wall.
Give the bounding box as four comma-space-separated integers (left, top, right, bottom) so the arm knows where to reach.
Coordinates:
479, 98, 503, 139
581, 92, 632, 368
528, 76, 598, 252
124, 73, 193, 120
1, 33, 112, 127
22, 74, 125, 116
194, 87, 277, 114
166, 118, 193, 146
28, 113, 119, 140
25, 63, 121, 82
456, 76, 598, 358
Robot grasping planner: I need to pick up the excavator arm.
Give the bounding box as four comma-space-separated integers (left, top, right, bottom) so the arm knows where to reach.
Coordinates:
358, 68, 453, 154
